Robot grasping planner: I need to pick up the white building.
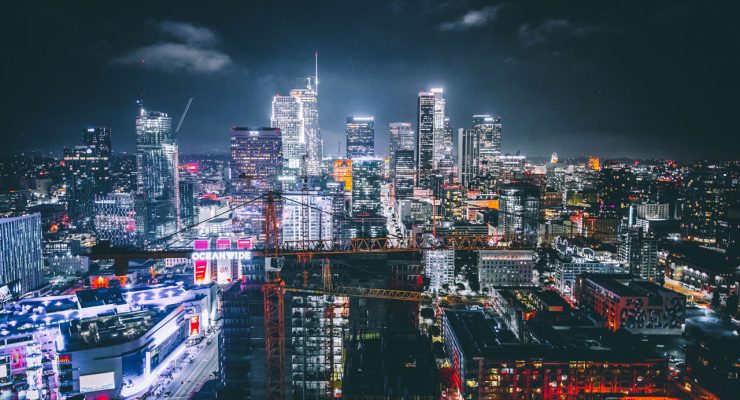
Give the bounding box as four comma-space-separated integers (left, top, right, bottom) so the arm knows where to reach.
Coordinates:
423, 249, 455, 292
272, 94, 306, 172
478, 250, 535, 290
282, 193, 334, 245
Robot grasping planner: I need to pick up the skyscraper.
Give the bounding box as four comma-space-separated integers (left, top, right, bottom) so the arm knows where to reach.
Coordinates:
271, 94, 305, 173
351, 158, 383, 216
282, 193, 334, 244
439, 117, 454, 176
291, 76, 321, 176
63, 145, 111, 225
0, 214, 43, 297
389, 122, 414, 175
473, 115, 502, 183
618, 225, 660, 283
498, 184, 540, 241
458, 128, 479, 187
135, 107, 179, 243
82, 127, 112, 157
416, 88, 445, 188
230, 127, 283, 240
346, 116, 375, 158
394, 150, 415, 198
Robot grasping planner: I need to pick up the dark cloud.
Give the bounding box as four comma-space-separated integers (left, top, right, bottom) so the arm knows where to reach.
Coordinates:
114, 43, 232, 74
517, 19, 606, 47
157, 20, 219, 45
114, 20, 232, 74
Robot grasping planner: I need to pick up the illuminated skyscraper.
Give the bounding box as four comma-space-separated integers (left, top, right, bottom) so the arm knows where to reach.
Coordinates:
389, 122, 414, 177
473, 115, 502, 180
82, 127, 112, 156
458, 128, 479, 187
498, 184, 540, 241
618, 225, 660, 283
230, 127, 283, 240
416, 88, 445, 188
0, 214, 43, 297
271, 94, 305, 174
63, 145, 111, 225
438, 117, 455, 178
351, 158, 382, 216
282, 193, 334, 243
135, 107, 179, 243
291, 76, 321, 176
394, 150, 415, 198
346, 116, 375, 158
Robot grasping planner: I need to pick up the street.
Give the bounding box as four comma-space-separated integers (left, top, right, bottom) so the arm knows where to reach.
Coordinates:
163, 333, 220, 399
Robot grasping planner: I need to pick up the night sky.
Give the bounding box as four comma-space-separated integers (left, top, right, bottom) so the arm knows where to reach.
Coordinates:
2, 1, 738, 159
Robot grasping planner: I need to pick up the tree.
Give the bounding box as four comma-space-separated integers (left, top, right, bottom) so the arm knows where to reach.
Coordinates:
711, 289, 721, 309
725, 293, 738, 318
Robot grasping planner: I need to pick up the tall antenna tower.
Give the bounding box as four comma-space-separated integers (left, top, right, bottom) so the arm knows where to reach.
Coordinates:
314, 51, 319, 95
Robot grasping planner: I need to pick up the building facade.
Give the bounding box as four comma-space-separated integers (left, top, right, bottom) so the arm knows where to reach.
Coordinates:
423, 249, 455, 292
230, 127, 283, 241
346, 116, 375, 158
135, 108, 179, 244
0, 214, 43, 296
478, 250, 535, 289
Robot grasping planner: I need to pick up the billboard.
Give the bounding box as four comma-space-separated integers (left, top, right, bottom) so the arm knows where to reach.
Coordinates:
193, 239, 210, 285
79, 371, 115, 393
237, 238, 252, 250
189, 316, 200, 336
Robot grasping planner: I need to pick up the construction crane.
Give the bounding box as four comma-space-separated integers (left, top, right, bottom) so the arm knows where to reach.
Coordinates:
175, 97, 193, 133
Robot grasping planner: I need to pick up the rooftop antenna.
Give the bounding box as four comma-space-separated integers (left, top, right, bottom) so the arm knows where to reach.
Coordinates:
314, 51, 319, 95
176, 97, 194, 133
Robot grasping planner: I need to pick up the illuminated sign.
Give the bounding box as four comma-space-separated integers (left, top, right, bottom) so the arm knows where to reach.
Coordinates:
189, 316, 200, 336
191, 251, 252, 261
80, 372, 115, 393
194, 239, 210, 284
237, 238, 252, 250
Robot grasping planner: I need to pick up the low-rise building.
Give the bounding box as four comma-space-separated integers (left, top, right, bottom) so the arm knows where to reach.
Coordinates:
574, 273, 686, 332
478, 250, 535, 290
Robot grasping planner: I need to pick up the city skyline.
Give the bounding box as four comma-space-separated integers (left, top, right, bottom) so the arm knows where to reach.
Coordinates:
0, 3, 738, 399
3, 1, 739, 159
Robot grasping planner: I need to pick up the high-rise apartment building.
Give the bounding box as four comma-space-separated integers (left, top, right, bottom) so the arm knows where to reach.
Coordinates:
423, 249, 455, 292
618, 225, 660, 283
0, 214, 43, 296
135, 108, 179, 243
346, 116, 375, 158
351, 158, 383, 216
230, 127, 283, 240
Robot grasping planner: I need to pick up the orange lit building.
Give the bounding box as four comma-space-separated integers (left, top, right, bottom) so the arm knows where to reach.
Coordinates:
443, 309, 670, 399
332, 159, 352, 191
588, 156, 601, 171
